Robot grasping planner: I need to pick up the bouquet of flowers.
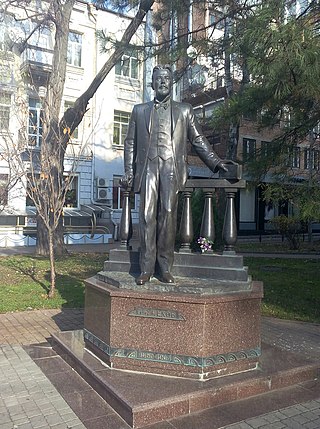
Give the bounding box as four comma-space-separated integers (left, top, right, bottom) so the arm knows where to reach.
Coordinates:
197, 237, 213, 252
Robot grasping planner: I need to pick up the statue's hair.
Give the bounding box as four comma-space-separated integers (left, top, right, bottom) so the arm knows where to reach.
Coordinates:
152, 64, 173, 81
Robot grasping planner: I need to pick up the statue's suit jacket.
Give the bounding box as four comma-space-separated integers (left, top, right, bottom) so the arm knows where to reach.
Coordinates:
124, 100, 222, 193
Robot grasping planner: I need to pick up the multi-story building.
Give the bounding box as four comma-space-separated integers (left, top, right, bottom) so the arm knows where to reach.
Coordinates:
0, 0, 147, 246
157, 0, 319, 234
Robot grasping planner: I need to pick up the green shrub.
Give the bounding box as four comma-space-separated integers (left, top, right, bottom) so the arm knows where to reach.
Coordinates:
269, 215, 302, 250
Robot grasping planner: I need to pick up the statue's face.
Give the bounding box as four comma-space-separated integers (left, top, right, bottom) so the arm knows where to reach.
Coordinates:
152, 69, 172, 100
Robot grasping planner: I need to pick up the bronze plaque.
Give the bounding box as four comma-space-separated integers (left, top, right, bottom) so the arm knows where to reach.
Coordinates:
128, 307, 185, 321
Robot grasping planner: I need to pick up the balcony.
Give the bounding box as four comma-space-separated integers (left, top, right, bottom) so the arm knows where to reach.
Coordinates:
20, 45, 53, 82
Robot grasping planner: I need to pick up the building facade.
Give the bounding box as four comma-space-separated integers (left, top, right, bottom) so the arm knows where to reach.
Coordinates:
0, 0, 147, 245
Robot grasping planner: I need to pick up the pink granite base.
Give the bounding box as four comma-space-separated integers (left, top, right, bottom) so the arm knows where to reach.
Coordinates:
51, 330, 320, 428
83, 276, 263, 380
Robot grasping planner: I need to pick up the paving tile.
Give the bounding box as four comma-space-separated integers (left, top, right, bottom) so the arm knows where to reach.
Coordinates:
302, 399, 320, 410
244, 416, 269, 428
45, 411, 65, 426
0, 412, 11, 424
265, 422, 286, 428
29, 414, 49, 428
1, 423, 15, 429
305, 419, 320, 429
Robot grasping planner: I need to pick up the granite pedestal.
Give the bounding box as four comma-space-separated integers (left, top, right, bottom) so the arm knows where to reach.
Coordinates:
82, 249, 263, 380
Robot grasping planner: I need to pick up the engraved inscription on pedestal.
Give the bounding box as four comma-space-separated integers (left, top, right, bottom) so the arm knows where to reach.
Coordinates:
128, 307, 185, 321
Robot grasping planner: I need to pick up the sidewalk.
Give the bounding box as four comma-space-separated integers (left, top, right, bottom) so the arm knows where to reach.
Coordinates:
0, 308, 319, 428
0, 245, 319, 428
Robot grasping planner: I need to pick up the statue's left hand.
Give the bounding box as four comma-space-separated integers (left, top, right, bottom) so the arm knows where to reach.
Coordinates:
217, 160, 242, 180
217, 162, 229, 172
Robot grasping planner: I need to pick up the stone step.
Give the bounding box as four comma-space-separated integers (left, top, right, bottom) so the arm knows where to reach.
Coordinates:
104, 249, 248, 282
52, 330, 320, 429
107, 248, 245, 269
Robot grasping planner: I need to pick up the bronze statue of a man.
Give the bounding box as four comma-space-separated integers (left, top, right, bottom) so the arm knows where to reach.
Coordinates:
122, 65, 228, 285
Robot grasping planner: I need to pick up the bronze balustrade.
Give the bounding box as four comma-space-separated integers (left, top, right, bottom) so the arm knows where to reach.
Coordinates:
120, 167, 245, 254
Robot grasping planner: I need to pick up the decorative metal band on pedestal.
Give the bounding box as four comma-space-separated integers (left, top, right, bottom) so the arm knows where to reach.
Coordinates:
84, 329, 260, 369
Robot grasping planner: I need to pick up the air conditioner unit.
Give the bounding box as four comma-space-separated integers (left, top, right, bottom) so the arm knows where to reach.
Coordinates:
38, 86, 47, 98
97, 187, 108, 199
97, 177, 107, 188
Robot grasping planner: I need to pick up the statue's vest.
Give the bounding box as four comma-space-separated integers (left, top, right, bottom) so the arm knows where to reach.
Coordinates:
148, 104, 173, 161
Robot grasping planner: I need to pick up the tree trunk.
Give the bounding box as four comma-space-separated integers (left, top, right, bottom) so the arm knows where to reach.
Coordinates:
54, 219, 66, 255
36, 216, 49, 256
36, 0, 75, 256
48, 229, 56, 298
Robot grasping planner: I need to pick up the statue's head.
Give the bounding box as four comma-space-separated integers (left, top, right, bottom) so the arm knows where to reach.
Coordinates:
152, 64, 173, 101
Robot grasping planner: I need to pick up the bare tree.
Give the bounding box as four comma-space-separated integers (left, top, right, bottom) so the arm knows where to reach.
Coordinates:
0, 0, 154, 297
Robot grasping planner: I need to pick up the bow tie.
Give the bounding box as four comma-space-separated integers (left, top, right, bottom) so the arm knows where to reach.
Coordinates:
154, 99, 170, 110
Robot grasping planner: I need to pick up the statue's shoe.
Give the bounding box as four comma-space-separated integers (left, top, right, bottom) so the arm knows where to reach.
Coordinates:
159, 272, 175, 284
136, 272, 152, 285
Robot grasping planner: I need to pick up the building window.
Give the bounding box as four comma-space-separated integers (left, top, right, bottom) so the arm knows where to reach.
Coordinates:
0, 65, 12, 84
288, 147, 300, 168
0, 92, 11, 130
188, 62, 206, 92
113, 111, 130, 146
261, 141, 271, 157
216, 75, 223, 88
304, 149, 320, 170
0, 174, 9, 206
112, 176, 135, 210
28, 98, 43, 147
30, 24, 53, 50
65, 175, 78, 208
0, 15, 13, 53
67, 32, 82, 67
115, 52, 138, 79
242, 138, 256, 162
64, 101, 79, 140
315, 150, 320, 170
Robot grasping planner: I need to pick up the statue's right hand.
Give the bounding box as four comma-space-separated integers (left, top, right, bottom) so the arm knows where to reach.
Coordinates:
120, 174, 133, 188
